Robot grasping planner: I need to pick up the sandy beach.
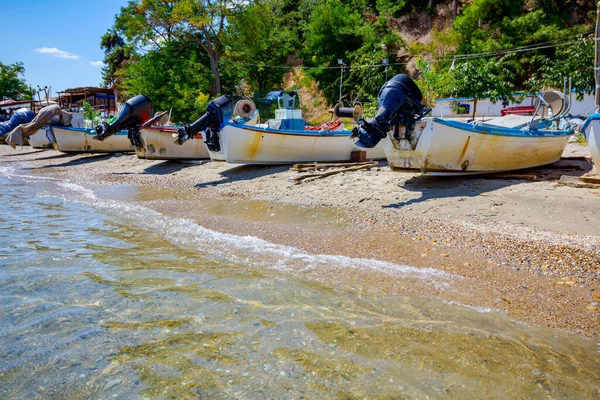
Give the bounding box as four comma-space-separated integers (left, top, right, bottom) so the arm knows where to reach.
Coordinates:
2, 144, 599, 338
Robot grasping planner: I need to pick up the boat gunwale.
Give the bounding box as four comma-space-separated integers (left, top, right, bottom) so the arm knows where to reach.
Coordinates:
141, 126, 181, 134
580, 113, 600, 136
53, 126, 129, 136
433, 118, 573, 137
222, 122, 354, 137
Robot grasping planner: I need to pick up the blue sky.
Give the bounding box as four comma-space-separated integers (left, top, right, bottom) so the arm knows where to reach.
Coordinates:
2, 0, 128, 97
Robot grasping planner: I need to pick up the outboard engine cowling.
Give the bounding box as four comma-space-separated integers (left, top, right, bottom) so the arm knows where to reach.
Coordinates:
354, 74, 428, 148
175, 95, 233, 151
94, 94, 153, 141
0, 108, 35, 136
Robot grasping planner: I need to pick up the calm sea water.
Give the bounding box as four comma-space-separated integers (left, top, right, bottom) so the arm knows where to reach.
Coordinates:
0, 166, 599, 399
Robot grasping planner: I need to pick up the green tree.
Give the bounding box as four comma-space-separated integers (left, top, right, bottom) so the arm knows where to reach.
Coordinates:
100, 29, 131, 87
528, 35, 594, 101
118, 38, 213, 122
115, 0, 179, 48
451, 58, 515, 119
342, 16, 405, 102
302, 0, 365, 102
414, 58, 455, 108
172, 0, 244, 95
111, 0, 238, 96
0, 62, 31, 100
225, 1, 298, 93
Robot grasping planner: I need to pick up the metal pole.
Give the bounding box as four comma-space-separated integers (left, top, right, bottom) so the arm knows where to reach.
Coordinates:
595, 1, 600, 110
339, 64, 343, 103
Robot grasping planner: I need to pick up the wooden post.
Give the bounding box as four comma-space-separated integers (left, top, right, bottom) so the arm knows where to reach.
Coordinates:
351, 150, 367, 162
594, 1, 600, 111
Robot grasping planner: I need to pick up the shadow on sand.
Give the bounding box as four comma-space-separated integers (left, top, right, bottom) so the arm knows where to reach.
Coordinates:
143, 160, 197, 175
195, 164, 288, 188
25, 153, 116, 169
1, 149, 46, 157
383, 159, 593, 209
30, 152, 75, 161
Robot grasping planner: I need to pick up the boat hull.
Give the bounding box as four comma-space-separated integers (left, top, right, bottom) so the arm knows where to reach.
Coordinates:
219, 123, 386, 164
28, 129, 52, 148
582, 115, 600, 167
49, 127, 134, 153
384, 118, 571, 173
205, 146, 226, 162
137, 127, 209, 160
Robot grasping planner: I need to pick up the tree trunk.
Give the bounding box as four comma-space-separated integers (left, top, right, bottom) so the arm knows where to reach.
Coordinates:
453, 0, 458, 21
472, 98, 477, 120
428, 0, 433, 30
209, 54, 221, 96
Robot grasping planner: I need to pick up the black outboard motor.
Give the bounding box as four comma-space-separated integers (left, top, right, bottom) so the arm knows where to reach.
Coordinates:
353, 74, 429, 148
93, 94, 153, 142
175, 95, 233, 152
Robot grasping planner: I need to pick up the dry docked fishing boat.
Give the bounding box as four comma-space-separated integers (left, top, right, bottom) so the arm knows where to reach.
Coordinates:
580, 114, 600, 167
135, 125, 210, 160
175, 92, 385, 164
91, 94, 155, 154
131, 108, 257, 161
95, 96, 221, 160
353, 74, 573, 174
580, 4, 600, 170
27, 129, 52, 148
42, 103, 138, 153
48, 126, 134, 153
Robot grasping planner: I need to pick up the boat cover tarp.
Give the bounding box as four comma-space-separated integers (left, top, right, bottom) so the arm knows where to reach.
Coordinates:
0, 108, 34, 136
4, 105, 83, 149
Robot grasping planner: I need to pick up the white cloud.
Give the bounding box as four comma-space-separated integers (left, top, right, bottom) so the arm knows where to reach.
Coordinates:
36, 47, 80, 60
89, 61, 106, 67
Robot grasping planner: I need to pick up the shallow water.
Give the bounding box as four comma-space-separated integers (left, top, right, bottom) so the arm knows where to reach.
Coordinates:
0, 167, 599, 399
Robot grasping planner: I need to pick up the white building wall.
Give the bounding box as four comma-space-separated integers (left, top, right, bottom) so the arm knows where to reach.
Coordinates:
431, 92, 596, 119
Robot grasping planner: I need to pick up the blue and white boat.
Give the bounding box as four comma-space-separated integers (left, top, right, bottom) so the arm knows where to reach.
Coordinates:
47, 126, 134, 153
382, 115, 572, 174
176, 91, 385, 164
580, 114, 600, 168
351, 74, 574, 174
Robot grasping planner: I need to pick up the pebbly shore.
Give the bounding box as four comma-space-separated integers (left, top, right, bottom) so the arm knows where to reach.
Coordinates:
1, 144, 599, 337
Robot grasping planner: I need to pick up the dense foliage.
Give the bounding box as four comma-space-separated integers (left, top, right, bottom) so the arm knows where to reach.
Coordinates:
0, 62, 32, 101
99, 0, 598, 120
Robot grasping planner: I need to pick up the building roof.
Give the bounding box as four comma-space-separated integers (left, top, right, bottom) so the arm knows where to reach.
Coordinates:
0, 99, 34, 106
58, 87, 114, 95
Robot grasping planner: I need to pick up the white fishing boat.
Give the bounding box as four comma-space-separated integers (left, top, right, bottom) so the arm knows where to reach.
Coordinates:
382, 116, 571, 173
580, 6, 600, 170
201, 106, 260, 162
177, 92, 385, 164
136, 126, 210, 160
48, 126, 134, 153
217, 123, 384, 164
353, 74, 574, 174
581, 114, 600, 167
28, 129, 52, 148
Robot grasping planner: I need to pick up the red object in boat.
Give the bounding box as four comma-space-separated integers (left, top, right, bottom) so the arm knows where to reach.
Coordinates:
305, 118, 344, 131
500, 106, 536, 116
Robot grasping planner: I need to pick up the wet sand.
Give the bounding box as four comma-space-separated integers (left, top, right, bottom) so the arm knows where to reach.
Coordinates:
2, 144, 599, 337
